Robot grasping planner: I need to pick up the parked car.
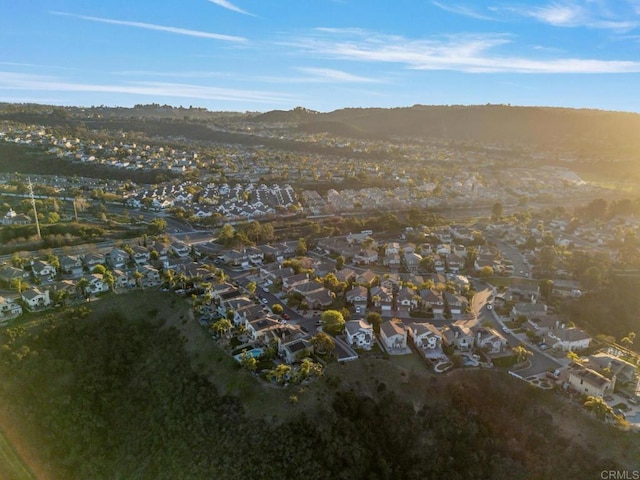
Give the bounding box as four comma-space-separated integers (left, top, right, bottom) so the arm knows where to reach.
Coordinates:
282, 313, 290, 320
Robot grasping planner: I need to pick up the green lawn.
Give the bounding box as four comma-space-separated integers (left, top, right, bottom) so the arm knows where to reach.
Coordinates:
0, 427, 35, 480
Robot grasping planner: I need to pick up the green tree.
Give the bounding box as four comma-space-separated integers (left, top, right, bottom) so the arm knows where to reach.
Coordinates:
211, 318, 233, 337
246, 281, 257, 295
336, 255, 345, 271
267, 364, 291, 385
295, 238, 307, 256
321, 309, 345, 335
491, 202, 503, 220
583, 395, 614, 420
148, 218, 167, 235
512, 344, 532, 364
239, 350, 257, 373
271, 304, 284, 315
366, 312, 382, 334
93, 264, 107, 275
311, 331, 336, 355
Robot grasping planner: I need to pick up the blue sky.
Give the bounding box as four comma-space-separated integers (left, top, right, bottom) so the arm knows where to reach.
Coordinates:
2, 0, 640, 112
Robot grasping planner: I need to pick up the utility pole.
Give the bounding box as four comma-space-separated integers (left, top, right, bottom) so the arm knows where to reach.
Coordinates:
27, 177, 41, 240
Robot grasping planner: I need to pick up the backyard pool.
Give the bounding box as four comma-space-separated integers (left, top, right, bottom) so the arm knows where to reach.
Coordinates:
234, 347, 264, 362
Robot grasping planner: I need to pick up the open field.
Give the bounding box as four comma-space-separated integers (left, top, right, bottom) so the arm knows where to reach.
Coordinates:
0, 426, 35, 480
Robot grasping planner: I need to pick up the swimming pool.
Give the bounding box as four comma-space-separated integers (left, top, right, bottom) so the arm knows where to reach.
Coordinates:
234, 347, 264, 362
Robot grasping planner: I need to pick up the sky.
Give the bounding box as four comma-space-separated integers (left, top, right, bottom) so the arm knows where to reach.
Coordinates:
2, 0, 640, 113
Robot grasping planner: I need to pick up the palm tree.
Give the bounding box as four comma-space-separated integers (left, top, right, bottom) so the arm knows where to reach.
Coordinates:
133, 270, 143, 288
163, 268, 176, 289
583, 395, 615, 420
211, 318, 232, 337
566, 350, 581, 364
76, 277, 89, 298
10, 277, 29, 294
267, 364, 291, 385
512, 344, 533, 364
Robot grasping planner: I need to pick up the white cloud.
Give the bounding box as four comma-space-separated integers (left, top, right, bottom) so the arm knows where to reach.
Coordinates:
289, 29, 640, 74
0, 71, 294, 104
50, 11, 247, 42
431, 2, 495, 21
295, 67, 379, 83
505, 1, 639, 30
207, 0, 255, 16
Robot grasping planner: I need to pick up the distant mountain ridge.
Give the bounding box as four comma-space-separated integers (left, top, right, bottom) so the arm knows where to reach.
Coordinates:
254, 104, 640, 157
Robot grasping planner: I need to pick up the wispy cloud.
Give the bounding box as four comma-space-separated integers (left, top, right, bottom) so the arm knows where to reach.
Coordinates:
207, 0, 255, 16
289, 28, 640, 73
294, 67, 380, 83
50, 11, 247, 43
432, 2, 495, 21
113, 70, 234, 79
504, 1, 639, 31
0, 71, 295, 104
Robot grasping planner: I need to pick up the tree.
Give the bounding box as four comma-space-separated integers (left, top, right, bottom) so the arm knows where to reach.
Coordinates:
620, 332, 636, 348
10, 278, 29, 294
366, 312, 382, 334
336, 255, 345, 271
583, 395, 614, 420
211, 318, 233, 337
311, 331, 335, 355
295, 238, 307, 256
147, 218, 167, 235
239, 350, 257, 373
133, 270, 143, 288
512, 344, 532, 364
267, 364, 291, 385
246, 281, 257, 295
566, 350, 581, 363
271, 304, 284, 315
491, 202, 503, 220
93, 264, 107, 275
321, 310, 345, 335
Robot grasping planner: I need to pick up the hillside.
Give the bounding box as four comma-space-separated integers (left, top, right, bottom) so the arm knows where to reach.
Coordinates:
0, 290, 637, 480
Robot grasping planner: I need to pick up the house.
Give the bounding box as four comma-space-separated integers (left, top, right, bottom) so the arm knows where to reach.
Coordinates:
344, 319, 374, 350
83, 252, 105, 270
383, 253, 401, 268
509, 280, 541, 302
446, 253, 465, 273
407, 322, 441, 349
171, 241, 191, 258
441, 321, 475, 351
107, 248, 129, 269
385, 242, 400, 255
420, 288, 445, 315
379, 319, 408, 352
137, 265, 161, 287
31, 260, 57, 284
345, 286, 368, 306
404, 252, 423, 272
544, 327, 591, 352
354, 249, 379, 265
282, 273, 310, 292
370, 286, 393, 311
0, 296, 23, 320
356, 270, 378, 286
443, 291, 468, 316
304, 289, 334, 310
85, 274, 109, 295
279, 338, 313, 364
396, 286, 418, 310
0, 266, 30, 285
112, 269, 135, 289
567, 364, 616, 397
247, 317, 281, 343
131, 245, 151, 265
586, 353, 637, 385
232, 303, 265, 327
59, 255, 84, 277
475, 327, 508, 354
511, 302, 547, 320
334, 268, 356, 284
21, 287, 51, 310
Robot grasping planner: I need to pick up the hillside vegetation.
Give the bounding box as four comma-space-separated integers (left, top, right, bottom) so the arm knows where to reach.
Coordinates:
0, 291, 637, 480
